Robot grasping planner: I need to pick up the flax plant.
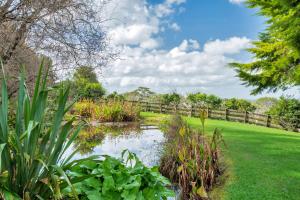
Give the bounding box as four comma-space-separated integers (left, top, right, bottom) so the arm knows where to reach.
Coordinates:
0, 62, 81, 199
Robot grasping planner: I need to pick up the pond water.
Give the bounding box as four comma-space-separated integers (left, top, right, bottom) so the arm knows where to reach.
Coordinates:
64, 122, 181, 199
67, 123, 166, 167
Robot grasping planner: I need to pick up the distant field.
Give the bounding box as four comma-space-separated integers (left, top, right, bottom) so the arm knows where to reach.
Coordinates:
141, 112, 300, 200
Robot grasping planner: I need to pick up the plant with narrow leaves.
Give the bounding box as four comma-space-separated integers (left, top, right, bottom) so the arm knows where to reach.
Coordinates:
160, 115, 224, 199
0, 62, 81, 199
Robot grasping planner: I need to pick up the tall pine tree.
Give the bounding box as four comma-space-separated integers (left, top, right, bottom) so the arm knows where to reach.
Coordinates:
231, 0, 300, 94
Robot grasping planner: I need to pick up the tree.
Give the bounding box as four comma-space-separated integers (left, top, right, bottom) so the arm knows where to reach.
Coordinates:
0, 0, 112, 73
73, 66, 98, 83
187, 93, 222, 109
254, 97, 278, 114
230, 0, 300, 94
269, 96, 300, 130
224, 98, 256, 112
162, 92, 181, 105
124, 87, 155, 101
106, 91, 125, 101
71, 66, 105, 99
187, 93, 207, 106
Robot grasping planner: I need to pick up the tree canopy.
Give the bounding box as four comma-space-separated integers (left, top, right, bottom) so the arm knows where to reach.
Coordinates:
230, 0, 300, 94
71, 66, 105, 99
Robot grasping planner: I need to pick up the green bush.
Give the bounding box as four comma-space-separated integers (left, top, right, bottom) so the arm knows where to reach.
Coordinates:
187, 93, 222, 109
224, 98, 256, 112
269, 96, 300, 130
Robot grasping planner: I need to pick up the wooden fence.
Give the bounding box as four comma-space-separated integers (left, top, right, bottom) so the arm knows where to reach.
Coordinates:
122, 100, 300, 133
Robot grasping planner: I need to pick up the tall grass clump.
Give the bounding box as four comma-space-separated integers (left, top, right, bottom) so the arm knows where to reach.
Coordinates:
72, 100, 140, 122
160, 111, 224, 199
0, 63, 82, 199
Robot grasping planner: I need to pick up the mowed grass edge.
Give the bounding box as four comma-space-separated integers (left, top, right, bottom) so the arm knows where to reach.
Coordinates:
140, 112, 300, 200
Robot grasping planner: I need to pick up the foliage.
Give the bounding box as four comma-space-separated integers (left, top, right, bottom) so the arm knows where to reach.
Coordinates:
71, 100, 140, 122
268, 96, 300, 130
0, 0, 112, 70
230, 0, 300, 94
223, 98, 256, 112
159, 113, 224, 199
73, 66, 99, 83
0, 64, 175, 200
254, 97, 278, 114
187, 93, 222, 109
72, 66, 106, 100
62, 151, 175, 200
161, 92, 181, 105
0, 63, 81, 199
141, 112, 300, 200
123, 87, 155, 101
106, 91, 125, 101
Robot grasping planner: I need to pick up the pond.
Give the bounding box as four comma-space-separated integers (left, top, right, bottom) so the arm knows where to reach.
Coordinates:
64, 122, 181, 199
67, 123, 166, 167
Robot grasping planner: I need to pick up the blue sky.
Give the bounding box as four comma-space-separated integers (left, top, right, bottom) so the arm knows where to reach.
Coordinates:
101, 0, 299, 99
151, 0, 266, 49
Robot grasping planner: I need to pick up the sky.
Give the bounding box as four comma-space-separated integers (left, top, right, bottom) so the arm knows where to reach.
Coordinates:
99, 0, 299, 99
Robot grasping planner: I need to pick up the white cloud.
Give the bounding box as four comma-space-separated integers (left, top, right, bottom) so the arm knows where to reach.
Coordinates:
102, 37, 252, 96
204, 37, 251, 55
154, 0, 186, 18
229, 0, 246, 4
170, 23, 181, 31
99, 0, 257, 98
103, 0, 184, 49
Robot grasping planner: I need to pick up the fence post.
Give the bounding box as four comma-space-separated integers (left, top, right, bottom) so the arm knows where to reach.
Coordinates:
190, 105, 194, 117
244, 111, 248, 123
206, 107, 211, 118
266, 114, 271, 127
225, 109, 229, 120
174, 104, 178, 114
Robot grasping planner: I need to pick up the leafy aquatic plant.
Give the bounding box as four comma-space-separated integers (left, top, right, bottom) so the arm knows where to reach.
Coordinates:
62, 150, 175, 200
160, 112, 224, 199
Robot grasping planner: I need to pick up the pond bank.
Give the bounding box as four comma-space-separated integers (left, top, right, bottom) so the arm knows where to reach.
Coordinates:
141, 112, 300, 200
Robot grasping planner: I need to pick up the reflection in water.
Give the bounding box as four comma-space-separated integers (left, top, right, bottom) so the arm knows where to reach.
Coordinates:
67, 123, 181, 199
72, 123, 165, 167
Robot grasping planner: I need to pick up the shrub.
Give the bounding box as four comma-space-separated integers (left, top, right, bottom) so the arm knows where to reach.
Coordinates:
224, 98, 256, 112
187, 93, 222, 109
269, 96, 300, 131
160, 112, 224, 199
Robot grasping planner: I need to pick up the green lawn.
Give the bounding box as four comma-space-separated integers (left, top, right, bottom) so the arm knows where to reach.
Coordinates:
141, 112, 300, 200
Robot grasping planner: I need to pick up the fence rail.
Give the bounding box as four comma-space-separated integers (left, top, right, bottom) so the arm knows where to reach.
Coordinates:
120, 100, 300, 133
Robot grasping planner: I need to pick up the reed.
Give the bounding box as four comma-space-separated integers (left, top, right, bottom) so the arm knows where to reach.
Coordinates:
159, 111, 224, 199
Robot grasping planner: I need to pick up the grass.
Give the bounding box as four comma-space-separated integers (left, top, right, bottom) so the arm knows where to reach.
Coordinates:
141, 112, 300, 200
